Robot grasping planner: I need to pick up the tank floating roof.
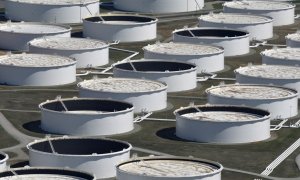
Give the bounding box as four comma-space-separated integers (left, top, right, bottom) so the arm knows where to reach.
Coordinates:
7, 0, 98, 5
174, 28, 249, 38
113, 60, 196, 72
206, 84, 297, 99
0, 152, 8, 163
0, 152, 7, 160
261, 48, 300, 60
40, 98, 134, 114
78, 78, 167, 93
175, 105, 270, 122
0, 22, 71, 34
199, 13, 272, 24
223, 1, 295, 10
286, 32, 300, 42
0, 167, 95, 180
143, 42, 224, 55
117, 156, 222, 177
27, 137, 132, 156
84, 14, 157, 24
235, 65, 300, 79
0, 54, 75, 67
29, 37, 108, 50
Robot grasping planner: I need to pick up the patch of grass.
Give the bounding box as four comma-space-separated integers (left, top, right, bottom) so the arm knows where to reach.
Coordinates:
212, 2, 223, 10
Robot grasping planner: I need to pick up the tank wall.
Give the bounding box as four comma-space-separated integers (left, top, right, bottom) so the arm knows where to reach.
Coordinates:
0, 163, 6, 172
198, 20, 273, 40
286, 39, 300, 48
113, 0, 204, 13
29, 149, 130, 179
236, 74, 300, 98
113, 69, 197, 92
29, 45, 109, 68
144, 51, 224, 73
83, 20, 157, 42
176, 116, 270, 143
207, 94, 298, 119
173, 33, 249, 56
223, 7, 294, 26
5, 1, 99, 23
41, 109, 134, 136
262, 55, 300, 66
0, 168, 96, 179
117, 170, 221, 180
0, 31, 70, 51
0, 65, 76, 86
0, 156, 7, 172
79, 88, 167, 113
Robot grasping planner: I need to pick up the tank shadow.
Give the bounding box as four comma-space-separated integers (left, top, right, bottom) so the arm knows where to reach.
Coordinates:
22, 120, 60, 135
156, 127, 193, 142
10, 161, 29, 168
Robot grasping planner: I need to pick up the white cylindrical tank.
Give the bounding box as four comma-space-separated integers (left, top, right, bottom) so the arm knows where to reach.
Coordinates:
117, 156, 223, 180
28, 37, 109, 68
5, 0, 99, 24
206, 84, 298, 119
39, 97, 134, 136
27, 137, 132, 179
198, 13, 273, 40
235, 65, 300, 98
173, 27, 250, 57
261, 47, 300, 66
83, 14, 157, 42
78, 78, 167, 113
113, 60, 197, 92
113, 0, 204, 13
0, 152, 8, 172
223, 1, 295, 26
143, 42, 224, 73
286, 32, 300, 48
0, 167, 96, 180
0, 22, 71, 51
0, 54, 76, 86
175, 105, 271, 144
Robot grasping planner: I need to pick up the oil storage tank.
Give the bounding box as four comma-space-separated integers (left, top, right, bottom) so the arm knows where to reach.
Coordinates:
0, 53, 76, 86
28, 37, 109, 68
117, 156, 223, 180
286, 32, 300, 48
223, 1, 295, 26
0, 22, 71, 51
143, 42, 224, 73
206, 84, 298, 119
235, 65, 300, 98
0, 167, 96, 180
175, 105, 270, 144
261, 47, 300, 66
0, 152, 8, 172
113, 0, 204, 14
83, 14, 157, 42
78, 78, 167, 113
39, 97, 134, 136
5, 0, 99, 24
113, 60, 197, 92
27, 137, 132, 179
173, 27, 250, 57
198, 13, 273, 40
